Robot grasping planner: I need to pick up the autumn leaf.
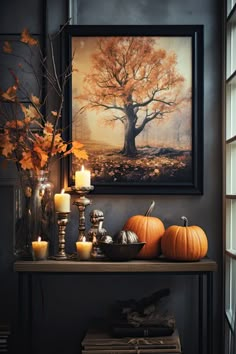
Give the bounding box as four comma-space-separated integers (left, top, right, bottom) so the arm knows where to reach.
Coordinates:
24, 117, 31, 125
31, 94, 40, 106
53, 142, 67, 155
0, 134, 15, 157
33, 146, 48, 167
63, 140, 85, 157
34, 133, 52, 151
43, 122, 54, 135
21, 104, 41, 119
72, 141, 84, 149
51, 111, 57, 117
52, 134, 67, 154
20, 151, 34, 170
20, 28, 38, 46
2, 142, 15, 157
5, 120, 24, 129
3, 41, 12, 54
1, 85, 18, 101
72, 149, 88, 160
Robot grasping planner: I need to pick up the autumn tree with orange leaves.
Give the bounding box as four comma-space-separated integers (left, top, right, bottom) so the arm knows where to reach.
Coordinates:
76, 36, 190, 156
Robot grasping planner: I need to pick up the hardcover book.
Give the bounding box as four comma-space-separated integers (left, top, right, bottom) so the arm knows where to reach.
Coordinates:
82, 327, 181, 353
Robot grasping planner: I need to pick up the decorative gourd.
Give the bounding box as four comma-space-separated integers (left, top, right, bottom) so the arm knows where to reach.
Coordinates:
100, 235, 113, 244
161, 216, 208, 261
123, 201, 165, 259
113, 230, 139, 244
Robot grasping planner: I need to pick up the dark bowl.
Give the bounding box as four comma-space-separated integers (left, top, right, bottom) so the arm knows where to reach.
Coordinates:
98, 242, 146, 261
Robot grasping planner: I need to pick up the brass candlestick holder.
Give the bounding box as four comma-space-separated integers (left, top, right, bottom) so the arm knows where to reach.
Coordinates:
52, 212, 70, 260
72, 186, 94, 241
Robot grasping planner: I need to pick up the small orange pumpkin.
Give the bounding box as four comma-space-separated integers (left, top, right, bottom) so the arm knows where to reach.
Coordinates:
161, 216, 208, 261
123, 201, 165, 259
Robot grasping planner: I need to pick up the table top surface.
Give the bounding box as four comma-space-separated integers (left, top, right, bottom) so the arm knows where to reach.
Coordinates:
14, 257, 217, 273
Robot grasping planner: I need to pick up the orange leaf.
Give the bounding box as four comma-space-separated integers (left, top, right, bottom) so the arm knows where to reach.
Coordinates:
43, 122, 54, 135
20, 152, 34, 170
5, 120, 24, 129
20, 28, 38, 46
33, 146, 48, 167
63, 140, 86, 157
31, 95, 40, 106
3, 41, 12, 54
72, 149, 88, 160
2, 142, 15, 157
21, 104, 41, 119
72, 141, 84, 149
51, 111, 58, 117
1, 85, 17, 101
0, 133, 15, 157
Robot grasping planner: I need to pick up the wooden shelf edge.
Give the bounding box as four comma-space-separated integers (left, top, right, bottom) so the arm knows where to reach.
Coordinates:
14, 258, 217, 273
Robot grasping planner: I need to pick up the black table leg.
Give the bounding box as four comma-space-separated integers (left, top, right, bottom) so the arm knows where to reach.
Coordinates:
198, 273, 204, 354
18, 272, 33, 354
17, 272, 24, 351
207, 271, 213, 354
28, 273, 33, 354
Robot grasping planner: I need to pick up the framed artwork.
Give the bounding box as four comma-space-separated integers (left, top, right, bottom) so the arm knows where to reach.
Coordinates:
62, 25, 203, 195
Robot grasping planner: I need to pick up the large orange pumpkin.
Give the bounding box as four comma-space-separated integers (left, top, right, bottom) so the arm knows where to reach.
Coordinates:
123, 201, 165, 259
161, 216, 208, 261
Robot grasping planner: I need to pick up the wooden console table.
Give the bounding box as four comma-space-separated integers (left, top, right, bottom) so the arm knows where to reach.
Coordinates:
14, 258, 217, 354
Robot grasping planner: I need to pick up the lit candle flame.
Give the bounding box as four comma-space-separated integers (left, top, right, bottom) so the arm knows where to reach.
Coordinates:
81, 165, 84, 172
82, 236, 86, 242
37, 236, 41, 242
61, 189, 65, 194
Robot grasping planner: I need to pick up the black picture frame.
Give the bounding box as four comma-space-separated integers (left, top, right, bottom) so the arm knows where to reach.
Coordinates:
62, 25, 203, 195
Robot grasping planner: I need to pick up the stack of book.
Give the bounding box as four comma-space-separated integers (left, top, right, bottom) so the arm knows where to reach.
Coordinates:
81, 327, 182, 354
0, 325, 10, 353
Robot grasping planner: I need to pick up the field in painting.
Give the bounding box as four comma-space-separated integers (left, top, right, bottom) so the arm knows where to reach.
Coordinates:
72, 141, 192, 185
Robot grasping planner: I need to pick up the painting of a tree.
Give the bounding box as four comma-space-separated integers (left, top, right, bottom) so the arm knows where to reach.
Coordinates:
67, 25, 203, 194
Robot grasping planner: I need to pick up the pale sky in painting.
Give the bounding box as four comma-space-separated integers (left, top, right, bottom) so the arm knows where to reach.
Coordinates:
72, 36, 192, 148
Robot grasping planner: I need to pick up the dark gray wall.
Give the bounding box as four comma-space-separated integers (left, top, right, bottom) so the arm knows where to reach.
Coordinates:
0, 1, 223, 354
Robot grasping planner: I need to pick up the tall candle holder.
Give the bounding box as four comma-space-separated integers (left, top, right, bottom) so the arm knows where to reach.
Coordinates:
72, 186, 94, 241
52, 212, 70, 260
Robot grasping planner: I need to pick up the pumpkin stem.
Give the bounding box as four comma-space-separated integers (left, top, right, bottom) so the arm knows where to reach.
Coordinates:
145, 201, 155, 216
181, 216, 188, 227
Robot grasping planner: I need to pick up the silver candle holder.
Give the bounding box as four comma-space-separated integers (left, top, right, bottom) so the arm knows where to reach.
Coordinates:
72, 186, 94, 241
52, 212, 70, 260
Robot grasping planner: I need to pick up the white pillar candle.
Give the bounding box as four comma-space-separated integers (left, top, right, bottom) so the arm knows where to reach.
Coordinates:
75, 165, 91, 188
54, 189, 71, 212
32, 237, 48, 260
76, 237, 93, 260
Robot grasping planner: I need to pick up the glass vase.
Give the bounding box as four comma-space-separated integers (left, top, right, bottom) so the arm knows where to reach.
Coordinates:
14, 170, 55, 259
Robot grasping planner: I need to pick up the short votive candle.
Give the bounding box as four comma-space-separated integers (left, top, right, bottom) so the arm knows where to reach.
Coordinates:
32, 237, 48, 260
76, 237, 93, 260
